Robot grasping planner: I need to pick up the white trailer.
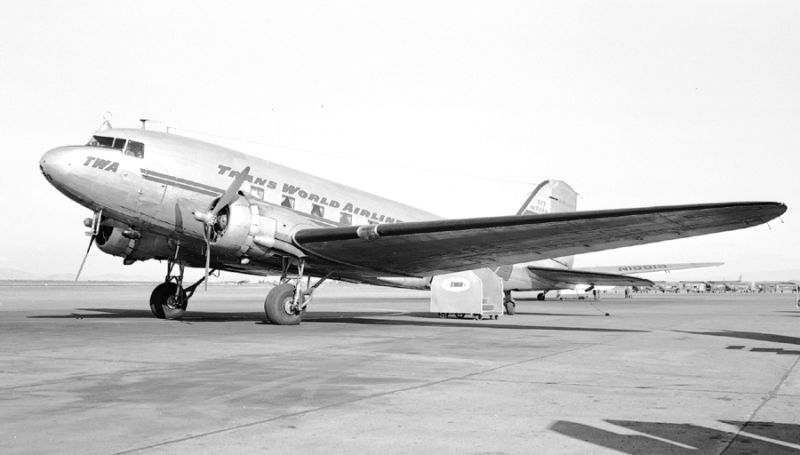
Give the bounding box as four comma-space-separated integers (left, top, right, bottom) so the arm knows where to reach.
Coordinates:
430, 268, 504, 320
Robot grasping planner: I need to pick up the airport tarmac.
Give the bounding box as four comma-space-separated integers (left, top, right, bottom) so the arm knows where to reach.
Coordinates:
1, 282, 799, 454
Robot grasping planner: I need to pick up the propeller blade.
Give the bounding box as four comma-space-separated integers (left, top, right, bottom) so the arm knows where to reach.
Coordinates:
203, 226, 211, 291
211, 166, 250, 217
174, 202, 184, 234
75, 234, 95, 281
76, 210, 103, 281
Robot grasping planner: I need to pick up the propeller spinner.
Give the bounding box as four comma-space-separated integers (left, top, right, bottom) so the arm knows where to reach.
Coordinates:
192, 166, 250, 289
75, 209, 103, 281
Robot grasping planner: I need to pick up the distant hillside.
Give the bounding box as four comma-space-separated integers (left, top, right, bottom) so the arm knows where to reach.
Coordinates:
0, 267, 262, 283
0, 268, 38, 280
0, 267, 156, 282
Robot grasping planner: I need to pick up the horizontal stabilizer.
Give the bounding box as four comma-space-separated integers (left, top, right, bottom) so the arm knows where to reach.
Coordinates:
526, 266, 654, 287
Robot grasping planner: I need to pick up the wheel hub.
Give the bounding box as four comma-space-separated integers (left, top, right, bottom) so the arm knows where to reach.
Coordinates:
165, 294, 183, 310
282, 296, 298, 315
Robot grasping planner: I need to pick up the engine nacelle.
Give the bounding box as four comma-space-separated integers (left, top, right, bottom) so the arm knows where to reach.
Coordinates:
96, 225, 172, 261
207, 195, 281, 258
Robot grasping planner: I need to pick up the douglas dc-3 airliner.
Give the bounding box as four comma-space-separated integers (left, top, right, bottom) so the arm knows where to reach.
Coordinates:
39, 125, 786, 324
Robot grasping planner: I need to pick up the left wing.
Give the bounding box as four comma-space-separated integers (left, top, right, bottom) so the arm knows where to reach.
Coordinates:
293, 201, 785, 277
526, 266, 653, 288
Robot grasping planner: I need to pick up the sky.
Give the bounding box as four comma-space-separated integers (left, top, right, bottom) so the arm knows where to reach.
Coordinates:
1, 1, 798, 281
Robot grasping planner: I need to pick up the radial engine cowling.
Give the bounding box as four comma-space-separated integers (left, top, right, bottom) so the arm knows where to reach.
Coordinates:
206, 195, 277, 258
95, 226, 172, 261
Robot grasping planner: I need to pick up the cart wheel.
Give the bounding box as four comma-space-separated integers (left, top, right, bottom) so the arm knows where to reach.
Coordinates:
456, 313, 465, 319
438, 313, 446, 318
474, 314, 483, 320
494, 315, 499, 320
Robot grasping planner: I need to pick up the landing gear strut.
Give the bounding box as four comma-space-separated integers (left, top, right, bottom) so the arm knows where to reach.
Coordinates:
149, 244, 208, 320
264, 258, 328, 325
503, 290, 516, 315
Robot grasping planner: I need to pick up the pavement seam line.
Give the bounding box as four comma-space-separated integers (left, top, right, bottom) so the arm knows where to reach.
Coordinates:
718, 355, 800, 455
112, 344, 592, 454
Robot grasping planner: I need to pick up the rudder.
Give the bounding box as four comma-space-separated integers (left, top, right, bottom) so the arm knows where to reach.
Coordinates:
516, 180, 578, 215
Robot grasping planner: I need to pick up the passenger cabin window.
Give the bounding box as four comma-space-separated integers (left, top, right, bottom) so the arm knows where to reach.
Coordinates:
86, 135, 145, 158
281, 195, 295, 209
339, 213, 352, 225
250, 187, 265, 201
311, 204, 325, 218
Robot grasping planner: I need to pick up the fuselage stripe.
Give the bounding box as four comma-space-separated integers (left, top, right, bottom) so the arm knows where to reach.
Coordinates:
141, 169, 224, 194
141, 173, 222, 197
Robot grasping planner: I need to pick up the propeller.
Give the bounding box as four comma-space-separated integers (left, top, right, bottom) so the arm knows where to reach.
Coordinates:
193, 167, 250, 289
75, 210, 102, 281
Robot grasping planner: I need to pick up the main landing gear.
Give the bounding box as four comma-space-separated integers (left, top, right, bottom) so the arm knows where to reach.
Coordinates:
503, 290, 516, 315
149, 246, 208, 320
263, 258, 328, 325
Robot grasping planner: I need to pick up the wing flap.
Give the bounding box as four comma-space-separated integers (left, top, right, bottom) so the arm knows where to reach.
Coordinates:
293, 202, 785, 276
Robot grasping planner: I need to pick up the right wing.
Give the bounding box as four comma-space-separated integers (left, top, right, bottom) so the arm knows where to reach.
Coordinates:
292, 202, 785, 277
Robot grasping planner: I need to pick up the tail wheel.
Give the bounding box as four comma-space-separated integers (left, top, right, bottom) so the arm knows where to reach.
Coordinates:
264, 283, 304, 325
150, 282, 187, 320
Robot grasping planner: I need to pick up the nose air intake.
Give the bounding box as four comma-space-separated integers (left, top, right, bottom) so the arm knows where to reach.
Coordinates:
39, 147, 73, 182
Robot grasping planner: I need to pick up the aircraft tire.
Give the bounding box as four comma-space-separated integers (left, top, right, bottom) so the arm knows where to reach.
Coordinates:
149, 282, 187, 320
504, 300, 516, 315
537, 292, 546, 301
264, 283, 303, 325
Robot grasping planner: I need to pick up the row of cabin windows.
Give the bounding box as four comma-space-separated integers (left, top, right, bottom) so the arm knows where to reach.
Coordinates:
87, 135, 145, 158
278, 194, 361, 225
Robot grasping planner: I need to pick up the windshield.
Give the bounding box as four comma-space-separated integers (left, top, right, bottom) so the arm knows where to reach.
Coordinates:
86, 135, 144, 158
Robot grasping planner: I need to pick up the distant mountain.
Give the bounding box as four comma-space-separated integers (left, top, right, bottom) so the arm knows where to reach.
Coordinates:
0, 267, 260, 283
0, 268, 39, 280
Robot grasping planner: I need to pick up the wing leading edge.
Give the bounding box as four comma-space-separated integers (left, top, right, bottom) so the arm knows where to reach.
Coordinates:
292, 202, 786, 277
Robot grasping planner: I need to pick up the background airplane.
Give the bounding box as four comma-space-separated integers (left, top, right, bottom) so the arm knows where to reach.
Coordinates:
39, 125, 786, 324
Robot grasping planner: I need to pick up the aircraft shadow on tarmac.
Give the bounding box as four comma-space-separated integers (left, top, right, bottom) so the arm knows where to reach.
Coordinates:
551, 419, 800, 454
511, 311, 608, 317
295, 313, 643, 332
774, 310, 800, 317
676, 330, 800, 351
29, 308, 645, 332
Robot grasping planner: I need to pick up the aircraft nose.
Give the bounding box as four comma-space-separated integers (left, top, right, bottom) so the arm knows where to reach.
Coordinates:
39, 147, 73, 182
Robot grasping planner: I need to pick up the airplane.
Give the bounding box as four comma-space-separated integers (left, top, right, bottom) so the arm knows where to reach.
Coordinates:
38, 124, 787, 325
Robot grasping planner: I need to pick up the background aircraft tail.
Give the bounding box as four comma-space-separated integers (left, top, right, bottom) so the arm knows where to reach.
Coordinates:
516, 179, 578, 216
517, 179, 578, 269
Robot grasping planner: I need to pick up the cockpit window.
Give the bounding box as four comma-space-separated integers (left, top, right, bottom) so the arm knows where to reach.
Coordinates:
88, 136, 114, 147
86, 135, 144, 158
112, 138, 127, 150
126, 140, 144, 158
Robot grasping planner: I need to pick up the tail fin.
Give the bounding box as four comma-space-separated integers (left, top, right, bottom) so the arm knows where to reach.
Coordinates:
517, 180, 578, 270
516, 180, 578, 216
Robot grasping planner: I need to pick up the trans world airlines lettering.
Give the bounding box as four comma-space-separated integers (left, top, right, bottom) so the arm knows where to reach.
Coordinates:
217, 163, 403, 223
